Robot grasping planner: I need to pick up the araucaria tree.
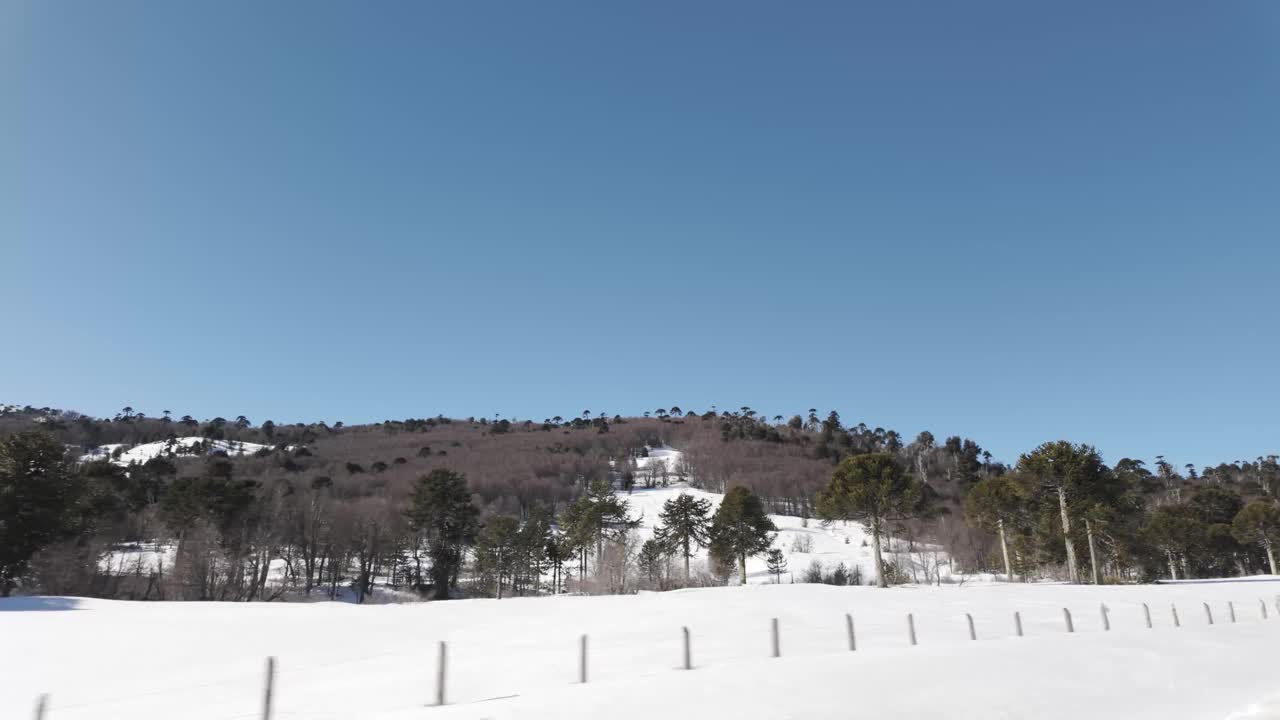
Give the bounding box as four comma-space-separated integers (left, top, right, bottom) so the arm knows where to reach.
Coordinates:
559, 478, 637, 580
405, 468, 479, 600
709, 486, 776, 585
1232, 501, 1280, 575
655, 493, 713, 581
765, 547, 788, 583
816, 453, 923, 588
1017, 441, 1128, 584
0, 432, 83, 596
475, 515, 520, 599
964, 474, 1027, 581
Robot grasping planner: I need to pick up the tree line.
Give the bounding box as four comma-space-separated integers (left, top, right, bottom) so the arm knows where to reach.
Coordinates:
1, 404, 1276, 599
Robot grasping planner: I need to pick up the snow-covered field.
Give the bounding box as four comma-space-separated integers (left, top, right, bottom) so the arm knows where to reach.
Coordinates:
79, 437, 273, 465
627, 447, 952, 585
4, 580, 1280, 719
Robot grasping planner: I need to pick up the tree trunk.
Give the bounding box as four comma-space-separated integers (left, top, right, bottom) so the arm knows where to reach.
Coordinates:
997, 519, 1013, 581
872, 520, 887, 588
738, 553, 747, 585
1265, 539, 1277, 575
1167, 551, 1178, 581
1057, 486, 1079, 583
1085, 518, 1101, 585
684, 538, 691, 582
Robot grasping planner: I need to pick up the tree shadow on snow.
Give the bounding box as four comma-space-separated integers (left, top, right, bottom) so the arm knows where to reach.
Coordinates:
0, 597, 83, 612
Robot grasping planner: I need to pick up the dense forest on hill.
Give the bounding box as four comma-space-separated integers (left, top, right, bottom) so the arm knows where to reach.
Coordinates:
1, 403, 1277, 601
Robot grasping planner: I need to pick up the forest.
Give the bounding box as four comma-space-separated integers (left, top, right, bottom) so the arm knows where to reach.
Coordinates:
1, 403, 1277, 601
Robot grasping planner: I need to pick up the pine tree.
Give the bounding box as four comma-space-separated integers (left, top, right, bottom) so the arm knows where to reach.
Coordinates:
0, 432, 83, 596
406, 468, 480, 600
765, 548, 788, 583
655, 493, 713, 581
475, 515, 520, 598
1232, 501, 1280, 575
817, 453, 923, 588
637, 538, 667, 585
709, 487, 776, 585
559, 478, 637, 580
964, 474, 1027, 581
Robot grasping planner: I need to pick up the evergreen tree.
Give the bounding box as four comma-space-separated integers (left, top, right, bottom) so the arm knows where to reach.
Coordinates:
406, 468, 480, 600
709, 486, 776, 585
1232, 501, 1280, 575
475, 515, 520, 598
559, 478, 637, 579
637, 538, 667, 584
0, 432, 84, 596
765, 547, 788, 583
655, 493, 713, 581
817, 453, 923, 588
964, 474, 1028, 581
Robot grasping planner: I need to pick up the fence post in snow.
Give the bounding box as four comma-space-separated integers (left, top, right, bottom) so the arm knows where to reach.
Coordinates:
1100, 604, 1110, 631
1262, 599, 1269, 620
33, 694, 48, 720
435, 641, 447, 706
966, 613, 976, 641
846, 613, 856, 651
1062, 608, 1074, 633
682, 627, 691, 670
1228, 602, 1236, 624
1014, 611, 1023, 637
771, 618, 780, 658
1172, 605, 1181, 628
1203, 603, 1214, 625
579, 634, 588, 683
1143, 603, 1152, 629
907, 613, 918, 646
262, 656, 276, 720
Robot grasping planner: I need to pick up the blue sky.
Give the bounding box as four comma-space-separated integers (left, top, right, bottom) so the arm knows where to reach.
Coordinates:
4, 1, 1278, 468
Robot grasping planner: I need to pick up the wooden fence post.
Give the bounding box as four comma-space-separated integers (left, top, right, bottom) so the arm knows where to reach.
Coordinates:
966, 613, 976, 641
907, 613, 917, 646
1262, 599, 1269, 620
1203, 603, 1214, 625
1062, 608, 1074, 633
1100, 604, 1110, 631
1228, 601, 1236, 624
33, 694, 48, 720
682, 627, 691, 670
262, 656, 276, 720
1171, 604, 1181, 628
845, 613, 856, 651
435, 641, 447, 706
1143, 603, 1152, 629
1014, 611, 1023, 637
771, 618, 780, 658
579, 634, 588, 683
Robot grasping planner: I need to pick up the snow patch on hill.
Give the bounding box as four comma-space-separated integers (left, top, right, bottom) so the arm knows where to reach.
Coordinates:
623, 447, 955, 585
79, 437, 274, 466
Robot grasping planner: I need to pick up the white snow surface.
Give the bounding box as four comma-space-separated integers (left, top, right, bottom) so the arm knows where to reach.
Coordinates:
624, 447, 950, 584
78, 437, 273, 465
4, 580, 1280, 719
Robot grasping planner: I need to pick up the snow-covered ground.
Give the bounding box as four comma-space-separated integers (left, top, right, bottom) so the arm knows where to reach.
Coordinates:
78, 437, 273, 465
625, 447, 952, 584
4, 580, 1280, 719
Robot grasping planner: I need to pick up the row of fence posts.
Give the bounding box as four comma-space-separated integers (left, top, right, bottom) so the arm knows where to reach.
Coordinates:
30, 596, 1280, 717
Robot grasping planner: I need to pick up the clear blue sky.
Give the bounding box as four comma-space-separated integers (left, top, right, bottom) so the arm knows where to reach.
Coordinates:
4, 1, 1278, 468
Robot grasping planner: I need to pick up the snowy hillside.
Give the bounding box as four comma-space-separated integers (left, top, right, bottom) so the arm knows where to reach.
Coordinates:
4, 580, 1280, 719
625, 447, 953, 585
78, 437, 273, 466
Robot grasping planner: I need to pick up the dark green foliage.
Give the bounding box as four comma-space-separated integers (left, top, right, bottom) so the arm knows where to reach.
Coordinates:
817, 453, 923, 587
406, 468, 480, 600
0, 432, 84, 595
765, 547, 787, 582
709, 486, 776, 585
655, 493, 713, 581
